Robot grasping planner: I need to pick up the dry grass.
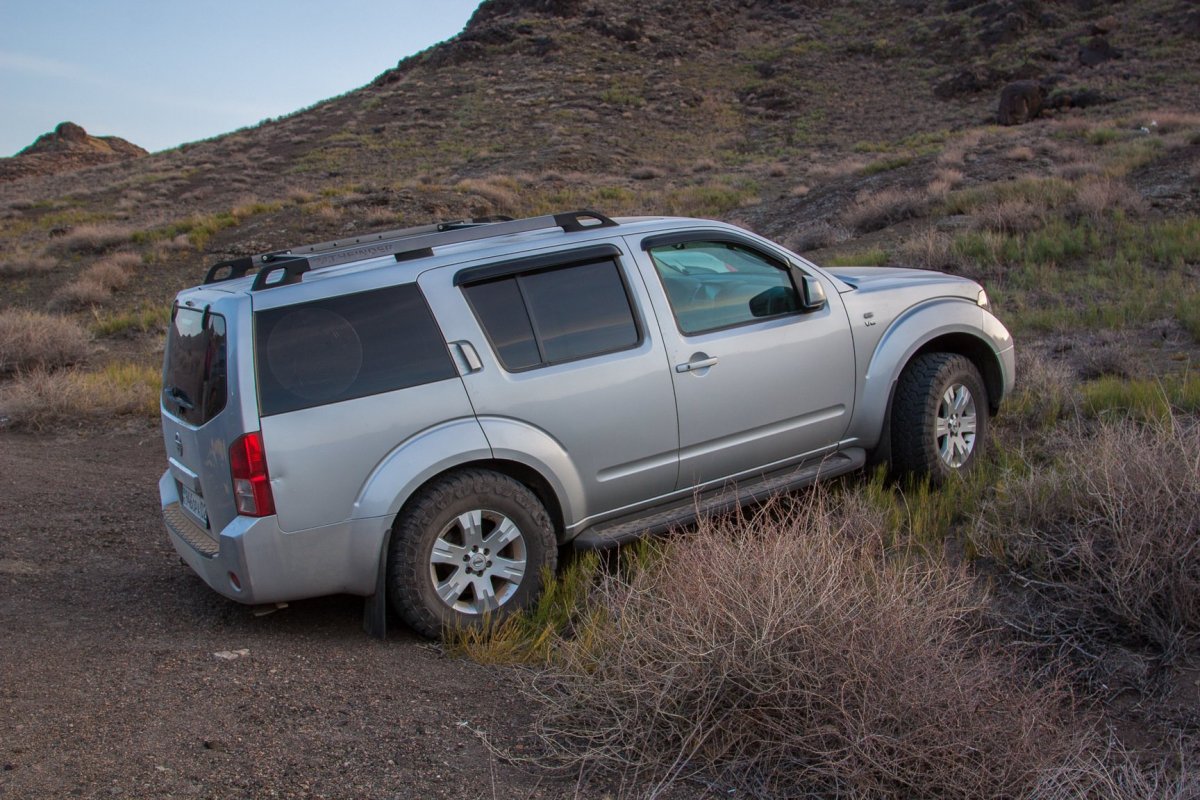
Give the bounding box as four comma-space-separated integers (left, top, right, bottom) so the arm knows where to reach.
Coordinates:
787, 221, 852, 252
454, 176, 521, 216
974, 198, 1046, 234
1073, 176, 1147, 223
0, 310, 90, 375
49, 253, 140, 310
0, 362, 160, 430
974, 416, 1200, 667
839, 187, 926, 233
527, 493, 1096, 798
1006, 145, 1036, 161
900, 226, 959, 270
926, 167, 964, 199
47, 223, 132, 255
0, 253, 57, 277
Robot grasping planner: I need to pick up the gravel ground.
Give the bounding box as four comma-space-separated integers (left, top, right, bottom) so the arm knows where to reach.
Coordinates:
0, 428, 577, 799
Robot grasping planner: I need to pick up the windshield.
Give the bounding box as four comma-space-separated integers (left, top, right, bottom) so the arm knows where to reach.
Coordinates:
162, 306, 227, 425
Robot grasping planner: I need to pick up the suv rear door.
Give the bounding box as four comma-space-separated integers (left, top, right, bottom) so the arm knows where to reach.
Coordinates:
632, 231, 855, 489
419, 242, 680, 525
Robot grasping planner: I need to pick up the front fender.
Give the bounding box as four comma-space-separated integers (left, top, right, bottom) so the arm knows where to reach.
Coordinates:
848, 299, 1011, 448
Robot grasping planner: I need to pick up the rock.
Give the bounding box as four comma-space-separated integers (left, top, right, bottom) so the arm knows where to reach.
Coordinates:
1079, 35, 1122, 66
935, 69, 990, 98
997, 80, 1045, 125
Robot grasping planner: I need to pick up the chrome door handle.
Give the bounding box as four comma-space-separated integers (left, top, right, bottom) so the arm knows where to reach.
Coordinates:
675, 356, 718, 373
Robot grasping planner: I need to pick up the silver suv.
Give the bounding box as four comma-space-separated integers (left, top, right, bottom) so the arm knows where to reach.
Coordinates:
159, 210, 1014, 637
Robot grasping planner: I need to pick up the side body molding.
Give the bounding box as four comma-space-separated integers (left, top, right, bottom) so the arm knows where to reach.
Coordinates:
846, 299, 1012, 449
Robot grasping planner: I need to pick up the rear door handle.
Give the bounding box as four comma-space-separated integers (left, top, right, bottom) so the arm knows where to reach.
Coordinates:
451, 341, 483, 374
675, 356, 719, 373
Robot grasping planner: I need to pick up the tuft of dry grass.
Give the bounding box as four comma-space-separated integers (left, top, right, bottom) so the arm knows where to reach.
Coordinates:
839, 187, 926, 233
974, 197, 1045, 234
926, 167, 964, 199
787, 221, 852, 252
454, 176, 521, 216
528, 492, 1096, 798
47, 223, 132, 255
1073, 176, 1146, 222
0, 362, 160, 430
0, 253, 57, 277
49, 252, 140, 310
0, 310, 90, 375
901, 226, 959, 270
974, 416, 1200, 667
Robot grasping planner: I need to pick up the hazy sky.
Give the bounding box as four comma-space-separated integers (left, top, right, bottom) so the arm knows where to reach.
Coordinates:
0, 0, 482, 157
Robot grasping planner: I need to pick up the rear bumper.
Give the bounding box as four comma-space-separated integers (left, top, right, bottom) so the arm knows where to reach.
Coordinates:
159, 471, 382, 605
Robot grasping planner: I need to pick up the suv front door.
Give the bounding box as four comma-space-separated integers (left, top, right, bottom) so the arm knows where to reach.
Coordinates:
632, 232, 855, 489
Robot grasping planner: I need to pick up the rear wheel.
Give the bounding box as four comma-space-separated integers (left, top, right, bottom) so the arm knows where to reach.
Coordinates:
387, 469, 556, 638
890, 353, 988, 482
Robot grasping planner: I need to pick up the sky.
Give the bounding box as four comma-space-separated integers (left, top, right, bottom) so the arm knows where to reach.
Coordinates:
0, 0, 482, 157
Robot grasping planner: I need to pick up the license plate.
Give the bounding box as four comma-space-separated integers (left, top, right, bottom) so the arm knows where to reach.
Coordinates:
180, 484, 209, 527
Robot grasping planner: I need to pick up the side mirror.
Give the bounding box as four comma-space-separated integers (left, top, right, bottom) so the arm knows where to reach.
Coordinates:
800, 274, 827, 312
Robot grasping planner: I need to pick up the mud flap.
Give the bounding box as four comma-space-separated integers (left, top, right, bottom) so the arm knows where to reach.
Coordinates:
362, 530, 390, 640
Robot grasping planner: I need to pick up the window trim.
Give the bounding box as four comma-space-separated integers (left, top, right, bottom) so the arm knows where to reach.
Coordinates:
645, 237, 807, 337
459, 251, 645, 373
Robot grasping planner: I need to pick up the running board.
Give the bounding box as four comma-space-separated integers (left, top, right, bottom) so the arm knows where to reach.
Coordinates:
572, 448, 866, 550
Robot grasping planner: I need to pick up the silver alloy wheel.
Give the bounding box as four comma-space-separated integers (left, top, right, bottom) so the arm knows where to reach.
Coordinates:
428, 509, 527, 615
935, 382, 978, 468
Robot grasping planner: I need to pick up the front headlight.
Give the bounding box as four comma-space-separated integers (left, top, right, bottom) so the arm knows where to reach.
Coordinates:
977, 289, 990, 310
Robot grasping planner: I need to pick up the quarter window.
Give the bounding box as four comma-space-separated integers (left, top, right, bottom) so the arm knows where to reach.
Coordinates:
255, 283, 456, 416
648, 241, 800, 335
462, 257, 640, 371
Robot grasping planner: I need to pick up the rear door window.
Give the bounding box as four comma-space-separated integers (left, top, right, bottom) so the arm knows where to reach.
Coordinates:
255, 283, 456, 416
461, 256, 641, 371
163, 307, 227, 425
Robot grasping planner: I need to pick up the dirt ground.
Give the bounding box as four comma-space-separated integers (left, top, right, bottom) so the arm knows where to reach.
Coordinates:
0, 427, 581, 799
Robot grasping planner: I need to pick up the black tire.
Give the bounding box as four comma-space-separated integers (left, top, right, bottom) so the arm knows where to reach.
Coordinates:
387, 469, 556, 639
890, 353, 989, 482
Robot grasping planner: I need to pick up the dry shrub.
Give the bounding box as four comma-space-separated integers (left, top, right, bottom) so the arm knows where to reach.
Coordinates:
975, 416, 1200, 665
808, 156, 869, 180
529, 493, 1091, 798
0, 310, 90, 374
936, 129, 985, 167
1006, 145, 1036, 161
788, 183, 810, 198
787, 221, 852, 252
0, 362, 159, 430
926, 167, 964, 199
996, 349, 1079, 437
839, 187, 926, 233
974, 197, 1045, 234
901, 226, 959, 270
1073, 176, 1146, 222
49, 253, 139, 310
630, 166, 665, 180
1140, 111, 1200, 135
455, 176, 521, 216
47, 223, 132, 255
0, 253, 57, 277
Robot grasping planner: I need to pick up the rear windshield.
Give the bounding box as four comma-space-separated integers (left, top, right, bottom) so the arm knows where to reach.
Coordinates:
163, 306, 228, 425
254, 283, 456, 416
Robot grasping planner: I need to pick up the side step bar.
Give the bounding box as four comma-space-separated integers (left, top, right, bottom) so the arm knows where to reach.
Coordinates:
572, 448, 866, 550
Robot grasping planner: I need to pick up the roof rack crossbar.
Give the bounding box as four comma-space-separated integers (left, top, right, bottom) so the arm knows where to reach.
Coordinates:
204, 209, 618, 291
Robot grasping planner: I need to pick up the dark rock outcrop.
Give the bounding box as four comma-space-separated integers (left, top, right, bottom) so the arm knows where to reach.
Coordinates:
997, 80, 1046, 125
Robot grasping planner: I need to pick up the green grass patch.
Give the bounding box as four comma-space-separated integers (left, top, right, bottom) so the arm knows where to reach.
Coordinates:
445, 552, 604, 665
1082, 372, 1200, 422
859, 155, 913, 175
91, 304, 172, 337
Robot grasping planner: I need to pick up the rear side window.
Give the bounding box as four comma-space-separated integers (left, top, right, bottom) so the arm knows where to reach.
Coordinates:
255, 283, 455, 416
461, 257, 640, 371
163, 307, 227, 425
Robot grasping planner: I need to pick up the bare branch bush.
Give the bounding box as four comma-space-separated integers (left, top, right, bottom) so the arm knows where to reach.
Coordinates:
974, 415, 1200, 672
527, 491, 1095, 798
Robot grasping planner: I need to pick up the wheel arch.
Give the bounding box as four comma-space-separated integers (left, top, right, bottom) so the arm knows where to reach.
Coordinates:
911, 332, 1004, 415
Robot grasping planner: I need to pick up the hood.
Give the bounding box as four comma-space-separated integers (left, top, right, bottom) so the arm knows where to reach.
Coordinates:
824, 266, 980, 299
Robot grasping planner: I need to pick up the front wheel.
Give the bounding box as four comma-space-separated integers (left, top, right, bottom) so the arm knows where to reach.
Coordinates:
890, 353, 988, 482
387, 469, 556, 638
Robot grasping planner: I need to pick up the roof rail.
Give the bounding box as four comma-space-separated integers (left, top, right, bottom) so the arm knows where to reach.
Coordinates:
201, 209, 618, 291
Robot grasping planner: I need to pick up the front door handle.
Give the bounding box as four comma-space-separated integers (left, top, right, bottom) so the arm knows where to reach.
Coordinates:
675, 355, 719, 373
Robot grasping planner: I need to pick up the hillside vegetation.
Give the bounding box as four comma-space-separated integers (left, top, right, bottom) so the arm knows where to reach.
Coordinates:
0, 0, 1197, 796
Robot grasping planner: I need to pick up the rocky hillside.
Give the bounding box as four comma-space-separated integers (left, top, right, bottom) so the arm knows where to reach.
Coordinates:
0, 122, 147, 183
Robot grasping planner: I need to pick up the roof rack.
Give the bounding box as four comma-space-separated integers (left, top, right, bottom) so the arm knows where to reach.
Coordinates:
201, 209, 618, 291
